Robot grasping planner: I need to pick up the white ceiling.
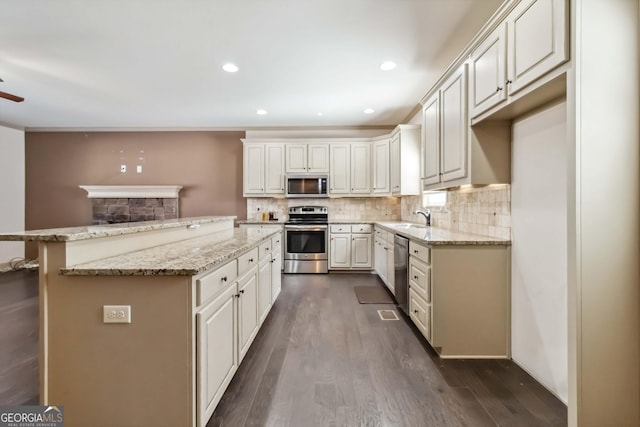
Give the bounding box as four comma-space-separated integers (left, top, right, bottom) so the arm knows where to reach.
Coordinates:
0, 0, 503, 130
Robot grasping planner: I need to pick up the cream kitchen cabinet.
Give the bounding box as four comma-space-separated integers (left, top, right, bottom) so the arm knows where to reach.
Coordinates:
270, 232, 282, 302
422, 64, 511, 191
373, 227, 393, 292
329, 143, 351, 195
285, 143, 329, 174
257, 240, 272, 326
390, 125, 421, 196
372, 137, 390, 194
469, 0, 568, 119
329, 224, 372, 270
421, 64, 468, 187
406, 240, 510, 358
350, 143, 371, 194
242, 142, 285, 196
197, 282, 237, 427
237, 264, 259, 363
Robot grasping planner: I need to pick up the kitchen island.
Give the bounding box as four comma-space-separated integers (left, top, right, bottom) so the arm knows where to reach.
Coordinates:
0, 217, 283, 427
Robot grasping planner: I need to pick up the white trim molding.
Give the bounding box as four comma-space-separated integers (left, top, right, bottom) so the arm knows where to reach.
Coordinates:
79, 185, 183, 199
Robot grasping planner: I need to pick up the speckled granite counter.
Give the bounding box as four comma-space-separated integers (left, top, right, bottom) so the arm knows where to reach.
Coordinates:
0, 216, 236, 242
60, 227, 278, 276
375, 222, 511, 246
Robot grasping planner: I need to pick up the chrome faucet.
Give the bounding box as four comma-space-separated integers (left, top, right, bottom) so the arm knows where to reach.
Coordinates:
413, 209, 431, 227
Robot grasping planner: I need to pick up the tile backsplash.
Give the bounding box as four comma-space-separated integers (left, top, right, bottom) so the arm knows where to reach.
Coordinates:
249, 185, 510, 239
402, 185, 511, 239
246, 197, 401, 222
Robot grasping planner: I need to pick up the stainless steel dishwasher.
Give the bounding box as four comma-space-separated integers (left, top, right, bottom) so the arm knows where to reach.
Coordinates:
394, 234, 409, 315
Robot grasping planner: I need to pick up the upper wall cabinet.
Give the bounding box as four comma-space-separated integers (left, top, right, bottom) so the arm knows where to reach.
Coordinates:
390, 125, 421, 196
372, 137, 390, 194
422, 65, 511, 191
469, 0, 568, 118
329, 142, 371, 196
242, 142, 285, 196
422, 65, 469, 188
285, 143, 329, 174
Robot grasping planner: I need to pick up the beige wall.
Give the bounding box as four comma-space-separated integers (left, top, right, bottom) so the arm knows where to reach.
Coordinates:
25, 131, 246, 257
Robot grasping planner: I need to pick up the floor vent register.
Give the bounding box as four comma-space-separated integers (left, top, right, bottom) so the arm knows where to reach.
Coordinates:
377, 309, 399, 321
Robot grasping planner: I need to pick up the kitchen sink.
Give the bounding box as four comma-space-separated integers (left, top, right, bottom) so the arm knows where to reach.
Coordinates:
392, 223, 427, 230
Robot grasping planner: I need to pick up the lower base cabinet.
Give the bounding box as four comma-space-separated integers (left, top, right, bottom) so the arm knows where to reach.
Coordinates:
407, 240, 510, 358
196, 232, 283, 426
329, 224, 372, 270
197, 285, 238, 427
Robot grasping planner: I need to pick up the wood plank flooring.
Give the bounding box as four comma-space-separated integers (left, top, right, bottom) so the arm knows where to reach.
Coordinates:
0, 270, 567, 426
209, 273, 567, 427
0, 269, 39, 406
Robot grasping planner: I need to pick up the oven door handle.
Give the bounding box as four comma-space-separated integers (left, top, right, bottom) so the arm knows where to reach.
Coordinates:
285, 224, 328, 231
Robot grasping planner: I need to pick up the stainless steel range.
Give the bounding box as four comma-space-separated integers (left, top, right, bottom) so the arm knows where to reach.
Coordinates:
284, 206, 328, 274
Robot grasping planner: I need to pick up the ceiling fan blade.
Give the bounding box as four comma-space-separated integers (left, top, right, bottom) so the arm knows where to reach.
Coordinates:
0, 90, 24, 102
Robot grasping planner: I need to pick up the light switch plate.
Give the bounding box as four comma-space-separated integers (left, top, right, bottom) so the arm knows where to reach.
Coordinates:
103, 305, 131, 323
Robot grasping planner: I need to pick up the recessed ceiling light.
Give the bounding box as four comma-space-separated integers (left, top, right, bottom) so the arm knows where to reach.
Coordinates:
317, 112, 323, 116
256, 109, 268, 115
363, 108, 375, 114
380, 61, 396, 71
222, 63, 239, 73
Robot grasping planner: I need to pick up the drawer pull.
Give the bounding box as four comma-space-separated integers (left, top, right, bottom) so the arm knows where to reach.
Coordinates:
265, 248, 270, 251
413, 276, 418, 280
239, 289, 245, 294
413, 310, 418, 314
249, 258, 254, 263
413, 250, 419, 254
235, 294, 240, 298
221, 276, 228, 282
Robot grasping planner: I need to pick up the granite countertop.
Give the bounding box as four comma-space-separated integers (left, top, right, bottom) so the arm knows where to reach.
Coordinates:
375, 222, 511, 246
60, 226, 279, 276
0, 216, 236, 242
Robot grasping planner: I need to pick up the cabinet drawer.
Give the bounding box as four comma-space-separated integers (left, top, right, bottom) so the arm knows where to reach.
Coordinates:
351, 224, 371, 233
271, 232, 282, 249
259, 241, 272, 260
409, 289, 431, 342
238, 247, 259, 276
330, 224, 350, 233
196, 260, 238, 306
409, 241, 430, 264
374, 228, 388, 240
409, 257, 431, 303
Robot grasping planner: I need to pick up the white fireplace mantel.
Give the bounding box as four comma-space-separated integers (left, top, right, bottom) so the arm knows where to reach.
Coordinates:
79, 185, 183, 199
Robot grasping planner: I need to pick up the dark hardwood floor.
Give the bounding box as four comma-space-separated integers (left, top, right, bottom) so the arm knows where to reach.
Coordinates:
0, 269, 39, 406
209, 273, 567, 427
0, 270, 567, 426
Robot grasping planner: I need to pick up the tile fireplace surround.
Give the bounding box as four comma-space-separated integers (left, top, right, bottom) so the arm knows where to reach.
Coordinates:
79, 185, 182, 225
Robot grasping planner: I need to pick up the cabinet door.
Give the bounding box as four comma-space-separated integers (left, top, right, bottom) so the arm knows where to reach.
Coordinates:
271, 253, 282, 303
421, 93, 441, 186
469, 24, 507, 118
507, 0, 568, 95
372, 138, 390, 194
308, 144, 330, 173
258, 259, 272, 325
330, 144, 351, 194
243, 144, 264, 194
350, 143, 371, 194
285, 143, 307, 173
351, 234, 372, 268
330, 233, 351, 268
264, 143, 285, 194
386, 241, 395, 294
197, 285, 237, 427
440, 65, 468, 183
390, 132, 401, 193
409, 289, 431, 342
374, 237, 387, 283
237, 267, 259, 362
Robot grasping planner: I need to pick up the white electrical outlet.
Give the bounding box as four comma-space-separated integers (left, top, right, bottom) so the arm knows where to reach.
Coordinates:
103, 305, 131, 323
120, 164, 126, 173
136, 165, 142, 173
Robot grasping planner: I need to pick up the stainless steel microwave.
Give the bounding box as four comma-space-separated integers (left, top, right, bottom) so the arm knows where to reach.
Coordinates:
285, 175, 328, 198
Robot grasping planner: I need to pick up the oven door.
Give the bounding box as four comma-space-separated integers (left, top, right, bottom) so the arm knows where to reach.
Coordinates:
284, 224, 328, 260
